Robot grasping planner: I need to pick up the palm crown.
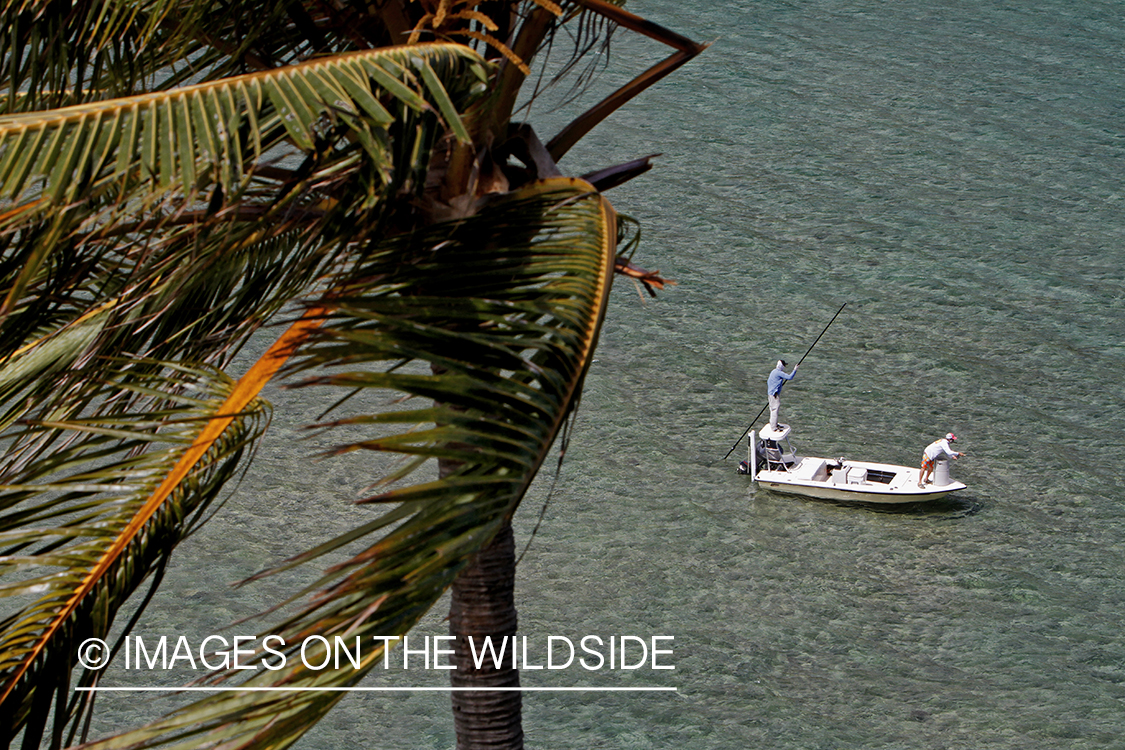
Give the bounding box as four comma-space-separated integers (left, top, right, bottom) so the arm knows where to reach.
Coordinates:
0, 2, 704, 748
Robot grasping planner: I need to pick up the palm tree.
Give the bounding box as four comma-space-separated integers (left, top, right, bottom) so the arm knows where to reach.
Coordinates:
0, 1, 704, 748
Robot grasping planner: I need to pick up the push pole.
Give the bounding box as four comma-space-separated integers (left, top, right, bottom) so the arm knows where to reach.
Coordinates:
721, 302, 847, 461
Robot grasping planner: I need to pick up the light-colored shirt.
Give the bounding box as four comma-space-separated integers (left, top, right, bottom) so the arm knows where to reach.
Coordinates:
767, 366, 795, 396
923, 439, 959, 460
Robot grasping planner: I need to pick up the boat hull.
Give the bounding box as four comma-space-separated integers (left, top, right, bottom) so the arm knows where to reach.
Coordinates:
754, 458, 966, 504
757, 478, 964, 504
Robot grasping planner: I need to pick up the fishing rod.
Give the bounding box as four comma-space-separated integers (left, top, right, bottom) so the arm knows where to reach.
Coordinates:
720, 301, 847, 461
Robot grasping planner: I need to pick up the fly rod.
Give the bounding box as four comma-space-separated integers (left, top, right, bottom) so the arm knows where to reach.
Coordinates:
720, 301, 847, 461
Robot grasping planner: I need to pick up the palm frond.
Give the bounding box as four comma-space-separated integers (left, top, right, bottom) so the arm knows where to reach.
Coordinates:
0, 0, 176, 112
0, 42, 488, 351
0, 359, 271, 748
0, 300, 116, 429
0, 41, 484, 216
0, 41, 493, 748
0, 0, 329, 112
546, 0, 709, 160
77, 177, 617, 750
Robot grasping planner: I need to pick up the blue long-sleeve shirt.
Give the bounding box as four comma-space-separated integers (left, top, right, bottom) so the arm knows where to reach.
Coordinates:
767, 366, 795, 396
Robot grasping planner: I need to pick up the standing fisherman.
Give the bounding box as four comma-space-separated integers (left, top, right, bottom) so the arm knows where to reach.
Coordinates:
919, 433, 964, 487
722, 303, 845, 463
766, 359, 799, 430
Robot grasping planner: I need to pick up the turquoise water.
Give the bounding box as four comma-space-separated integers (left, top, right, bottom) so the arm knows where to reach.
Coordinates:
94, 1, 1125, 748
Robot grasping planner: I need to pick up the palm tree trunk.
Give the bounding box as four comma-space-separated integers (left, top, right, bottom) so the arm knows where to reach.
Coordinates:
448, 518, 523, 750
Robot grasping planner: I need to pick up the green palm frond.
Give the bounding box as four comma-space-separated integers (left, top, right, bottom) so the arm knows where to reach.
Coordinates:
0, 359, 271, 748
0, 39, 495, 749
77, 177, 616, 750
295, 176, 614, 519
0, 300, 115, 428
0, 41, 483, 215
0, 0, 317, 112
1, 0, 172, 112
0, 41, 487, 354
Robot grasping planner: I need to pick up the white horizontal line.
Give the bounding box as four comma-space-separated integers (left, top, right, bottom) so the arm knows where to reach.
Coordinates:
76, 686, 676, 693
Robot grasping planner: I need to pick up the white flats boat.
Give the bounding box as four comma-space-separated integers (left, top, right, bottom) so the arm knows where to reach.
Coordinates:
737, 424, 966, 504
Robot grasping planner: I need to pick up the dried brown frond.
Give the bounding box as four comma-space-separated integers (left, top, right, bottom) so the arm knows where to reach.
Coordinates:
461, 29, 529, 74
406, 0, 562, 72
615, 256, 674, 297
